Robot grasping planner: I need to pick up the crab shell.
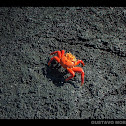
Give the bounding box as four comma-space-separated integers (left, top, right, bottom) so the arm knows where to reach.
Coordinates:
60, 52, 77, 68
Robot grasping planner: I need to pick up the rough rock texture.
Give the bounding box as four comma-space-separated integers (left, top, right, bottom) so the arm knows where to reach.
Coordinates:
0, 7, 126, 119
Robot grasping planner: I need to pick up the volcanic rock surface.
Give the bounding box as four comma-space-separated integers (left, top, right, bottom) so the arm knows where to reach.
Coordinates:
0, 7, 126, 119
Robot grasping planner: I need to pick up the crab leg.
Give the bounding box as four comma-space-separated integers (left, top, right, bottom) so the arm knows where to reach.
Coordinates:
74, 60, 85, 66
65, 68, 75, 81
61, 50, 65, 57
50, 51, 61, 58
72, 67, 85, 86
48, 56, 60, 66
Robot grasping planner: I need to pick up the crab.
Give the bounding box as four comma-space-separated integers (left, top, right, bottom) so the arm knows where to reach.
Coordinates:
48, 50, 85, 86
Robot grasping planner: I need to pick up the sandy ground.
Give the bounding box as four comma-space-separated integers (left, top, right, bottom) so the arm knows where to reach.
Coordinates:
0, 7, 126, 119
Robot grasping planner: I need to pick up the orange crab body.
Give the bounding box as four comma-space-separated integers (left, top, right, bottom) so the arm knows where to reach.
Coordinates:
48, 50, 85, 86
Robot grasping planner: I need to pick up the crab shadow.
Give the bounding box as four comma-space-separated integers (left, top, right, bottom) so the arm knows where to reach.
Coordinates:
43, 60, 78, 87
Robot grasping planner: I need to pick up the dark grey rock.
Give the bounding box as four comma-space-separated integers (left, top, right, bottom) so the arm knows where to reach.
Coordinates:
0, 7, 126, 119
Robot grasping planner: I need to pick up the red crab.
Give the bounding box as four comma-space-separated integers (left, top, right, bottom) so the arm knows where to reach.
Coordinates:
48, 50, 85, 86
